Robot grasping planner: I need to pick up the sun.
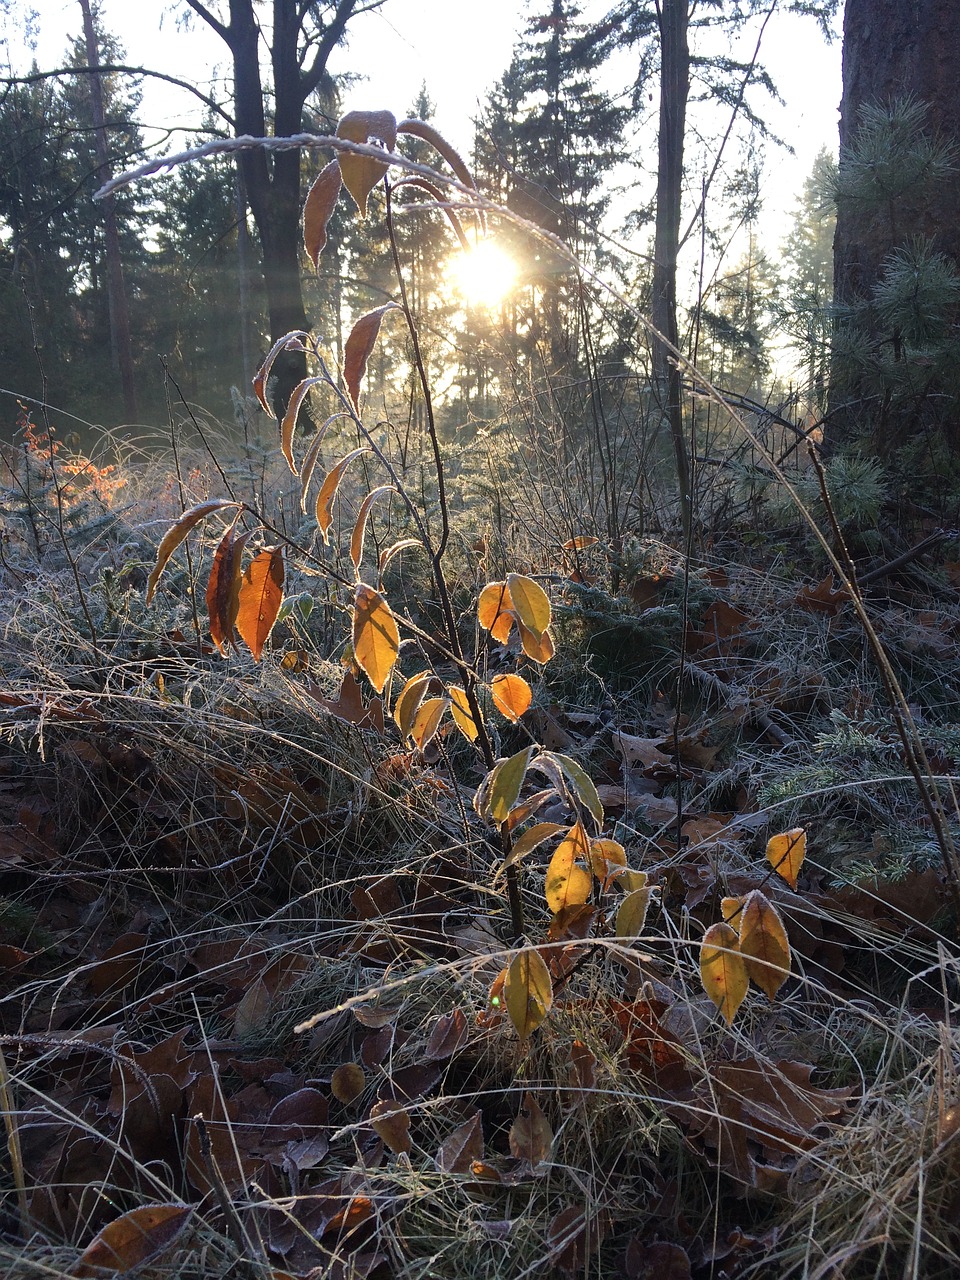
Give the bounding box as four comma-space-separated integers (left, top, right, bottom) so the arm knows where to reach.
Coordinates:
448, 239, 518, 309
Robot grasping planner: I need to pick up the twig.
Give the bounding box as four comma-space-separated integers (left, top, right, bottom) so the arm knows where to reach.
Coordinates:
0, 1044, 29, 1238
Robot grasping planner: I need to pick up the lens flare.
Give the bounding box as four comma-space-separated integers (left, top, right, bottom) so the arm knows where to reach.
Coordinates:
448, 240, 518, 308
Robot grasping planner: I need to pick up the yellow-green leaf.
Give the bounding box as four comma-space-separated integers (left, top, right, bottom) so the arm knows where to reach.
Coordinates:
490, 672, 532, 722
616, 886, 651, 939
448, 685, 480, 741
486, 745, 534, 824
765, 828, 806, 890
506, 573, 551, 637
343, 303, 400, 412
409, 696, 448, 750
235, 547, 284, 662
146, 498, 240, 605
544, 821, 593, 914
552, 753, 603, 825
316, 448, 368, 544
477, 580, 514, 643
336, 109, 397, 215
738, 890, 791, 1001
505, 948, 552, 1039
350, 484, 394, 572
700, 921, 749, 1026
303, 158, 342, 267
394, 670, 432, 740
353, 583, 400, 693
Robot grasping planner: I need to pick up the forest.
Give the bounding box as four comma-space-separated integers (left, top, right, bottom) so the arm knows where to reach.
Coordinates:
1, 1, 960, 1277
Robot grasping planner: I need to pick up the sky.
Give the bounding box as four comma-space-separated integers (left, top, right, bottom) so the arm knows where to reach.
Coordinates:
3, 0, 843, 246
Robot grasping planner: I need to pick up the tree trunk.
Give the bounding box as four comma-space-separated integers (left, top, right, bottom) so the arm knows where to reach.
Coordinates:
652, 0, 691, 542
79, 0, 138, 420
835, 0, 960, 309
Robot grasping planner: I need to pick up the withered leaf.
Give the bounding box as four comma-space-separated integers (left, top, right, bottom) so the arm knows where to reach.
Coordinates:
236, 547, 284, 662
508, 1092, 553, 1166
304, 159, 342, 266
369, 1099, 412, 1155
436, 1111, 483, 1174
343, 303, 400, 413
73, 1204, 193, 1277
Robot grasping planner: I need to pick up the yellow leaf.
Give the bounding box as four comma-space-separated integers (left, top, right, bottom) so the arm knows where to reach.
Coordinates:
353, 583, 400, 693
350, 484, 394, 572
316, 447, 368, 544
615, 887, 651, 938
738, 890, 791, 1001
145, 499, 240, 605
336, 109, 397, 215
343, 303, 400, 413
544, 821, 593, 914
507, 573, 551, 637
303, 158, 342, 266
505, 949, 552, 1039
235, 547, 284, 662
700, 921, 749, 1026
393, 670, 432, 740
484, 745, 534, 824
477, 580, 514, 643
518, 621, 555, 664
490, 673, 532, 721
721, 895, 743, 924
369, 1100, 412, 1155
766, 827, 806, 890
589, 837, 626, 883
448, 685, 480, 741
409, 696, 448, 750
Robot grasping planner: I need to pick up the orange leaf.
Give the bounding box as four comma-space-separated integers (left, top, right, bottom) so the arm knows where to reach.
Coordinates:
766, 828, 806, 890
562, 535, 599, 551
544, 821, 592, 914
519, 621, 555, 664
205, 517, 248, 655
146, 499, 239, 604
448, 685, 480, 741
409, 696, 448, 750
700, 921, 749, 1025
235, 547, 284, 662
350, 484, 394, 572
477, 580, 514, 643
336, 109, 397, 215
353, 583, 400, 693
316, 447, 368, 544
343, 304, 400, 413
279, 376, 325, 474
74, 1204, 193, 1277
738, 890, 791, 1001
303, 159, 342, 266
505, 949, 552, 1039
589, 836, 626, 885
490, 672, 532, 721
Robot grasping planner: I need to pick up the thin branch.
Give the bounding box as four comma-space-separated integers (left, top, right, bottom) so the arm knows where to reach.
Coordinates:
1, 65, 235, 129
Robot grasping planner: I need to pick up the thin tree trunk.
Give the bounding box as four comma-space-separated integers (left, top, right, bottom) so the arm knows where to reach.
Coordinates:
79, 0, 138, 419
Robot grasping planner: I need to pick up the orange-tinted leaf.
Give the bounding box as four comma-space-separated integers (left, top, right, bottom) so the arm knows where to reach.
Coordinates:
336, 109, 397, 215
394, 670, 432, 740
477, 580, 514, 643
700, 921, 749, 1026
505, 947, 553, 1039
74, 1204, 192, 1277
236, 547, 284, 661
331, 1062, 365, 1104
436, 1111, 483, 1173
304, 159, 342, 266
448, 685, 480, 742
350, 484, 394, 572
316, 447, 368, 544
146, 499, 239, 604
794, 575, 850, 615
509, 1092, 553, 1165
392, 174, 470, 247
545, 821, 592, 914
343, 303, 400, 412
569, 1040, 598, 1092
280, 376, 325, 473
409, 696, 448, 750
253, 330, 309, 417
766, 828, 806, 890
518, 621, 555, 664
506, 572, 551, 637
562, 536, 599, 551
589, 837, 626, 883
738, 890, 791, 1001
490, 673, 532, 721
379, 537, 421, 572
482, 745, 534, 824
615, 886, 651, 939
369, 1100, 412, 1154
206, 518, 248, 655
353, 583, 400, 693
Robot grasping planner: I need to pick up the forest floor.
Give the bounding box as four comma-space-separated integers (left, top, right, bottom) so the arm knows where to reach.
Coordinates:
2, 422, 960, 1280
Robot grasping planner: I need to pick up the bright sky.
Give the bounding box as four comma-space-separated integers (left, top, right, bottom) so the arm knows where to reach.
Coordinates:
4, 0, 842, 246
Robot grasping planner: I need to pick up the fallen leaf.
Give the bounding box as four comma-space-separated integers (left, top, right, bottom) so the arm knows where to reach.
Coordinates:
73, 1204, 193, 1277
436, 1112, 483, 1173
509, 1092, 553, 1166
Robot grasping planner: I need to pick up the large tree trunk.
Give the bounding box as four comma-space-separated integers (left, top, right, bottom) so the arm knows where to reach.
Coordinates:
835, 0, 960, 309
651, 0, 691, 542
